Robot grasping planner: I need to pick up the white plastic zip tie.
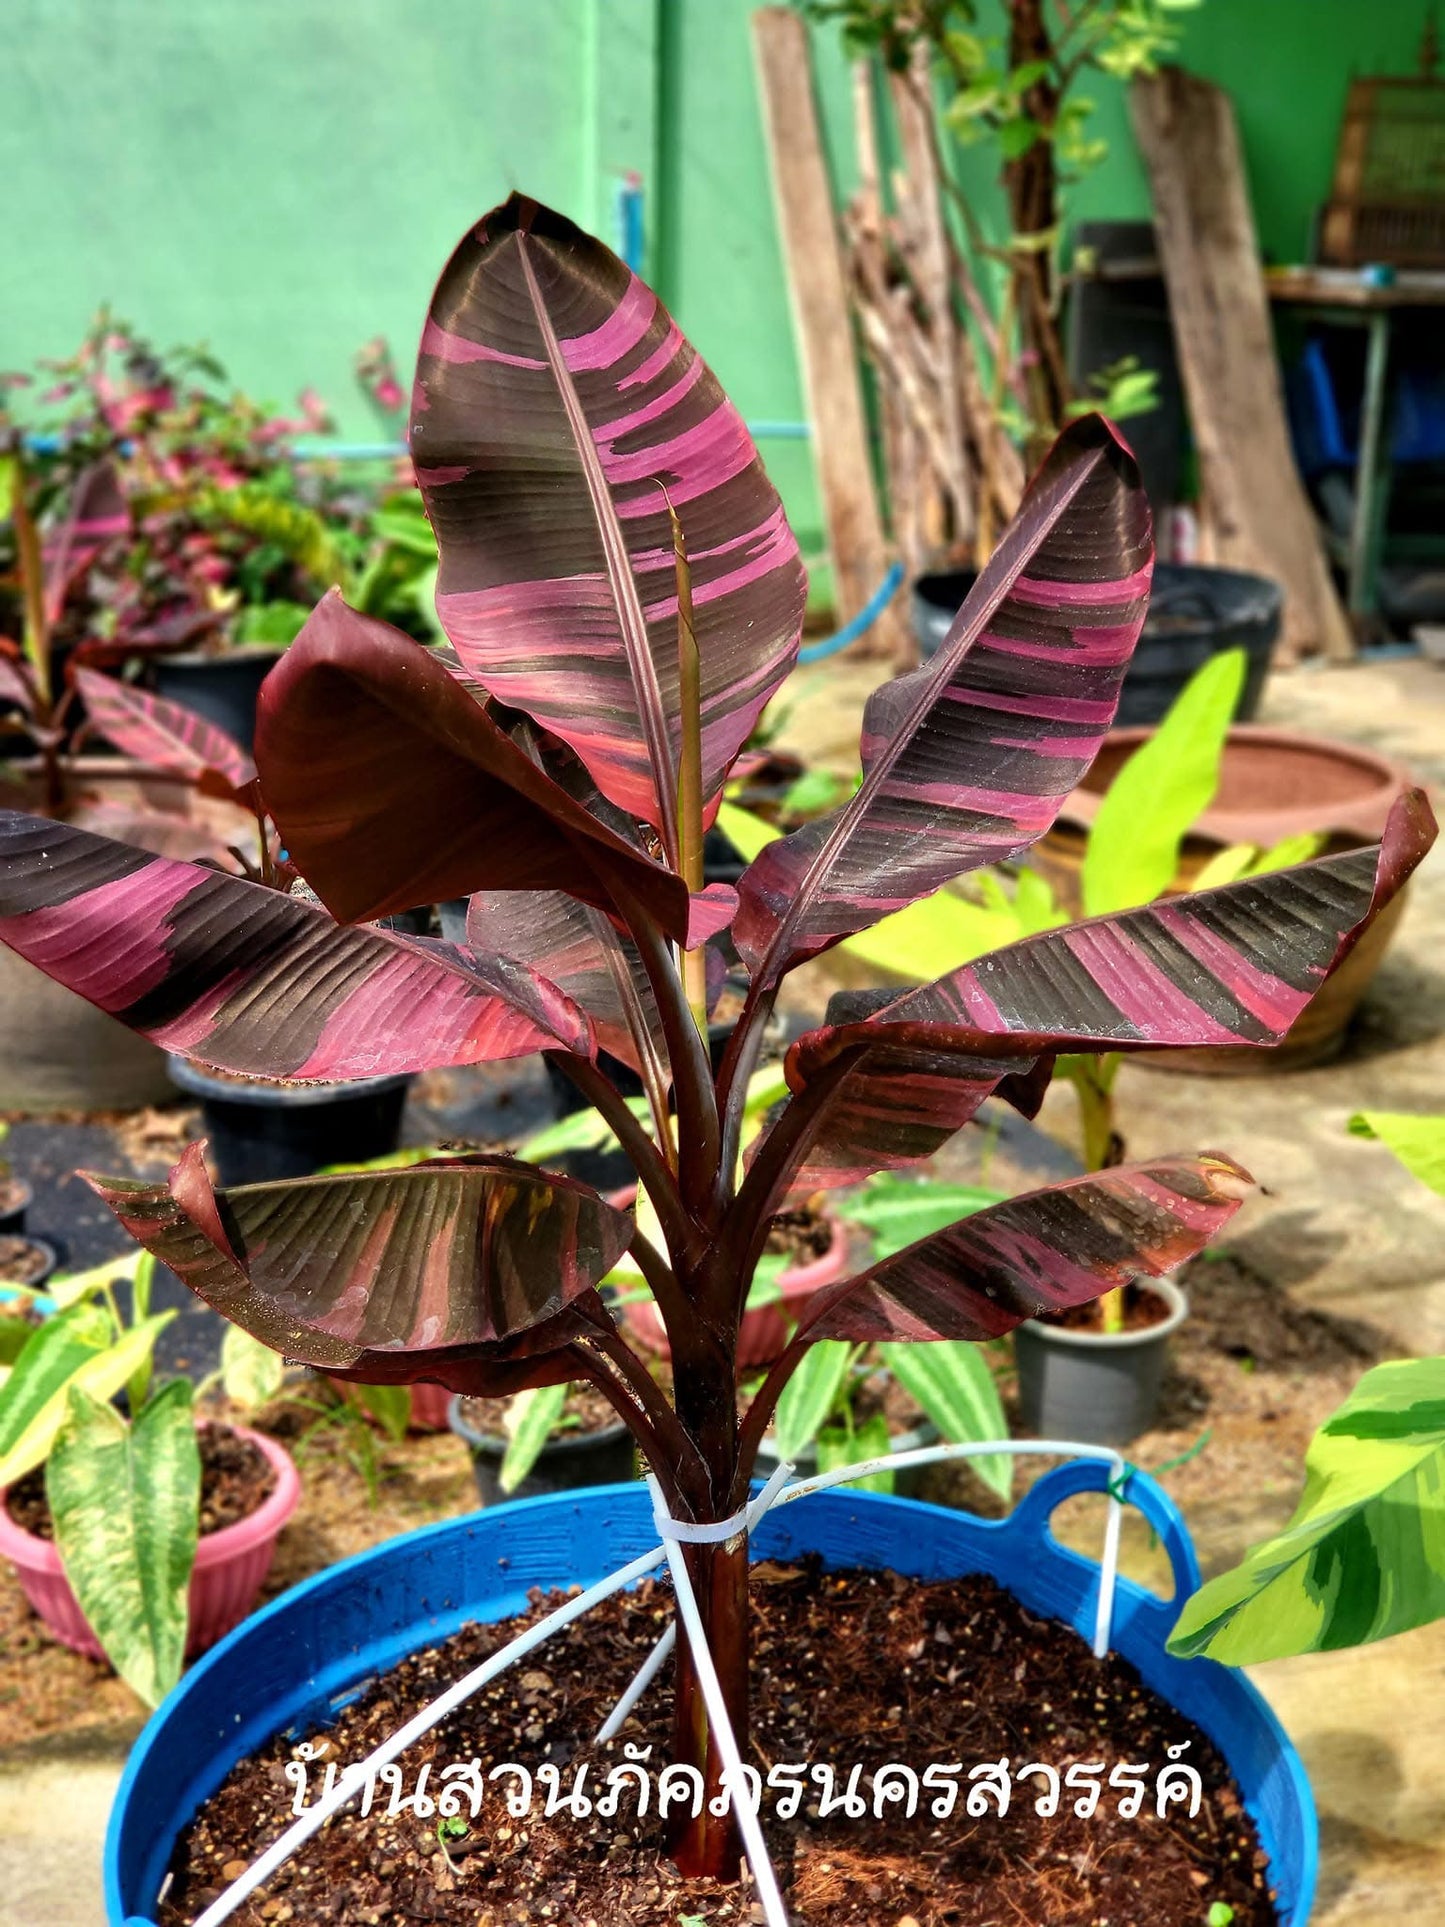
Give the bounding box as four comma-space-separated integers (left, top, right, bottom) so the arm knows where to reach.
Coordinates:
647, 1472, 792, 1927
189, 1438, 1132, 1927
598, 1462, 794, 1744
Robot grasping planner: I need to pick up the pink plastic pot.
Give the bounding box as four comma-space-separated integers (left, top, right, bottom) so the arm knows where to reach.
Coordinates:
623, 1212, 851, 1368
0, 1424, 299, 1662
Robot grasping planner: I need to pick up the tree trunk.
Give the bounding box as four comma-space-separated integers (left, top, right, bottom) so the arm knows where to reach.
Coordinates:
1003, 0, 1068, 443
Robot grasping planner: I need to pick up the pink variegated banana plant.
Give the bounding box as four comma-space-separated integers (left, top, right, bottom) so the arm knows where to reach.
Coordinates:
0, 195, 1434, 1881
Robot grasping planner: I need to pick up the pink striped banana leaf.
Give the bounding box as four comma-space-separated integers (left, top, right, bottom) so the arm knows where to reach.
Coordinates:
253, 591, 689, 937
464, 889, 662, 1075
732, 415, 1153, 984
411, 193, 807, 844
42, 461, 129, 628
794, 1155, 1250, 1343
0, 811, 595, 1079
72, 668, 259, 804
84, 1142, 629, 1392
783, 790, 1436, 1188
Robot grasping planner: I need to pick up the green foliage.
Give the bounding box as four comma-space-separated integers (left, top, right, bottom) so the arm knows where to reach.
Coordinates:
1169, 1356, 1445, 1664
48, 1379, 201, 1707
773, 1342, 853, 1462
767, 1179, 1012, 1491
0, 1295, 173, 1487
499, 1382, 571, 1494
1349, 1111, 1445, 1199
1082, 645, 1246, 917
219, 1324, 286, 1410
818, 1409, 894, 1494
882, 1340, 1011, 1498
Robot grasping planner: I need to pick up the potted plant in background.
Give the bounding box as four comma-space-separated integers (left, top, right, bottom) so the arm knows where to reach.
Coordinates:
0, 1253, 298, 1702
0, 196, 1430, 1926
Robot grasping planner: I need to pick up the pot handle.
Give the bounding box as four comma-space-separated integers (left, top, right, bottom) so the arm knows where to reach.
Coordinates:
1008, 1458, 1202, 1611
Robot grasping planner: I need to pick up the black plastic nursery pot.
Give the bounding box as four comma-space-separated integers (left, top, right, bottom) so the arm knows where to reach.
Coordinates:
1013, 1279, 1187, 1447
448, 1394, 637, 1506
165, 1055, 412, 1187
0, 1234, 57, 1294
911, 562, 1282, 728
151, 646, 282, 753
0, 1177, 30, 1237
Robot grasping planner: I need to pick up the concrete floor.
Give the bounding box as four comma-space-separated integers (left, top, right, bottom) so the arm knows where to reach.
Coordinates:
4, 654, 1445, 1924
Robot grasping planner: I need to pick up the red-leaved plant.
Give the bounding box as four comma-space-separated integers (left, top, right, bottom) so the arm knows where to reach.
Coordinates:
0, 196, 1434, 1879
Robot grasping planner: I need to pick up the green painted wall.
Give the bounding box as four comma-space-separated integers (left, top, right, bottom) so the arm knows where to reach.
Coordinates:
1, 1, 1435, 564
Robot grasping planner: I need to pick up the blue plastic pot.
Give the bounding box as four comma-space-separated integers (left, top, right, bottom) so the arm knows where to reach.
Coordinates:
105, 1464, 1316, 1926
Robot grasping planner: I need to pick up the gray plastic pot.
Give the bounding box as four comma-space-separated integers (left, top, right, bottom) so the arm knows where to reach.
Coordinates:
448, 1394, 637, 1506
1013, 1280, 1187, 1447
754, 1419, 938, 1499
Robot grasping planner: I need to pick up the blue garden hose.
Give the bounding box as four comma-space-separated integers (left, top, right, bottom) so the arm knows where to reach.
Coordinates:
797, 561, 905, 665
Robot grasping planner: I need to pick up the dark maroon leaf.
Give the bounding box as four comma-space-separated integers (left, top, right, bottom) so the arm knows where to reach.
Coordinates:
784, 790, 1435, 1187
84, 1142, 631, 1370
42, 462, 128, 627
253, 591, 689, 937
73, 668, 258, 802
797, 1155, 1250, 1342
733, 416, 1152, 984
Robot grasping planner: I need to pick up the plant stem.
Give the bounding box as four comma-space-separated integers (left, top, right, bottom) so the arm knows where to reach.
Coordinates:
667, 494, 710, 1041
668, 1530, 749, 1878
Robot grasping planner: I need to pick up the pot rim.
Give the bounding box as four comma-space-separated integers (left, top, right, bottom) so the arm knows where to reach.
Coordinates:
755, 1417, 938, 1468
154, 645, 288, 668
1053, 724, 1411, 844
1014, 1276, 1188, 1353
446, 1394, 632, 1458
0, 1234, 57, 1292
166, 1053, 413, 1106
0, 1175, 34, 1212
0, 1420, 300, 1578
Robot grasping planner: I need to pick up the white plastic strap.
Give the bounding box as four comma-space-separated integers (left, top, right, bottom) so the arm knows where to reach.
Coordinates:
190, 1438, 1132, 1927
601, 1461, 794, 1744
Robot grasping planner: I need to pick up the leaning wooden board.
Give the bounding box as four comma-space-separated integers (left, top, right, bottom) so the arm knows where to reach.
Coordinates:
1131, 67, 1354, 663
752, 5, 901, 655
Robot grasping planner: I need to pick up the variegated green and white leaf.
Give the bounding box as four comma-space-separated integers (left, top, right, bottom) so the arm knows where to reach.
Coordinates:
48, 1380, 201, 1707
1169, 1356, 1445, 1664
500, 1382, 571, 1494
881, 1341, 1010, 1500
772, 1342, 851, 1463
220, 1326, 286, 1412
0, 1306, 173, 1487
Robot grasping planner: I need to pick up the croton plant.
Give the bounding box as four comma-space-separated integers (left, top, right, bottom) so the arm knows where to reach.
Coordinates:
0, 197, 1433, 1879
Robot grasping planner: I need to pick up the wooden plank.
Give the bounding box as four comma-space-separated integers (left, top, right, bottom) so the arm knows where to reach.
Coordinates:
752, 6, 900, 653
1132, 68, 1355, 663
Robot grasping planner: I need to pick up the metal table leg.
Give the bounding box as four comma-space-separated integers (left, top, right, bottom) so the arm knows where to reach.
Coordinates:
1347, 308, 1394, 638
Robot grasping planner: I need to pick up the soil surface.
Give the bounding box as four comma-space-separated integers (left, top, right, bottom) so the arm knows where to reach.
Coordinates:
0, 1236, 51, 1287
455, 1381, 623, 1441
765, 1204, 834, 1269
0, 1176, 27, 1218
158, 1563, 1272, 1927
5, 1422, 275, 1543
1043, 1280, 1174, 1335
